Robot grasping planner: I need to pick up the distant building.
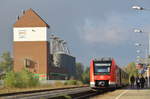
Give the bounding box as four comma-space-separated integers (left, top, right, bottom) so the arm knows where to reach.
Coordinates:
136, 58, 150, 76
13, 9, 76, 80
13, 8, 50, 80
49, 34, 76, 79
53, 52, 76, 79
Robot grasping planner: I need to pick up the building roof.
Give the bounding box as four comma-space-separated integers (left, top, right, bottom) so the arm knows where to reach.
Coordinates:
13, 8, 49, 28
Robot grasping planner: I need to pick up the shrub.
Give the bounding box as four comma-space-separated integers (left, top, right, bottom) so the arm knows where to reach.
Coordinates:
64, 80, 83, 85
4, 69, 39, 88
4, 71, 17, 87
54, 81, 64, 87
67, 80, 77, 85
76, 81, 83, 85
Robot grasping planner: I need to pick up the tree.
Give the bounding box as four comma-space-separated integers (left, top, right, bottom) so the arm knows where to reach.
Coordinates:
123, 62, 138, 77
76, 62, 84, 80
81, 67, 90, 84
0, 52, 13, 72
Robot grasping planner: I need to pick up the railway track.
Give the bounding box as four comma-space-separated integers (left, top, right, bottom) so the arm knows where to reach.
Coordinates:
0, 86, 117, 99
0, 86, 92, 99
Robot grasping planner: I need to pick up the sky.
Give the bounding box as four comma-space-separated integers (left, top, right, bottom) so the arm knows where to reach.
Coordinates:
0, 0, 150, 67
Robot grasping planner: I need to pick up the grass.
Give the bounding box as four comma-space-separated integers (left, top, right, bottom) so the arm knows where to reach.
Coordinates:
61, 94, 72, 99
0, 79, 85, 94
0, 84, 81, 94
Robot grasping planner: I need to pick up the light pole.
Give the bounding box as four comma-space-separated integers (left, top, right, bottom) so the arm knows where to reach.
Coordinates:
134, 29, 150, 57
136, 55, 141, 63
135, 42, 143, 66
134, 29, 150, 87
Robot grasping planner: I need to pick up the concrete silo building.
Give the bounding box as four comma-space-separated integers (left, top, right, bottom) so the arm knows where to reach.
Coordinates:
52, 52, 76, 79
49, 34, 76, 79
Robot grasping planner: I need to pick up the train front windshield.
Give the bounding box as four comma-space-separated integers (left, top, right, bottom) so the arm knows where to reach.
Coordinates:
94, 62, 111, 74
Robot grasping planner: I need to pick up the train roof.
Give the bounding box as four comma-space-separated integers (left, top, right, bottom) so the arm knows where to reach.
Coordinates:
93, 57, 113, 62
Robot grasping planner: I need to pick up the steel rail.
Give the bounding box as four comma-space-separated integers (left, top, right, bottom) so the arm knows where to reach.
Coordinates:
0, 86, 91, 99
0, 86, 87, 97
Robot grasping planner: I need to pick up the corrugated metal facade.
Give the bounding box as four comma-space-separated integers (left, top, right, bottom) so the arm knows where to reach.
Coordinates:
53, 52, 76, 79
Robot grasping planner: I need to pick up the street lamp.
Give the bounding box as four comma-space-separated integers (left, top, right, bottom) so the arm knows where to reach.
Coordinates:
132, 3, 150, 88
132, 6, 144, 10
136, 56, 141, 63
135, 43, 142, 47
134, 29, 150, 55
136, 50, 141, 54
134, 29, 143, 33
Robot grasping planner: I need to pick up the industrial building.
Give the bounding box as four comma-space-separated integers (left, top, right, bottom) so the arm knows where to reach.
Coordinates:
13, 9, 76, 80
50, 34, 76, 79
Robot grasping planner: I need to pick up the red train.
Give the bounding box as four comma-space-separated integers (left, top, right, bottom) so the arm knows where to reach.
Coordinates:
90, 57, 128, 88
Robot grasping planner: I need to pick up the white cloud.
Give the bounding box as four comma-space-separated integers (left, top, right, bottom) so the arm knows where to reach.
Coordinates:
78, 14, 130, 45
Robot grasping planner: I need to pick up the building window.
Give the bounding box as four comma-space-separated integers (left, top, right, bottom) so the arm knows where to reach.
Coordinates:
18, 30, 26, 39
24, 58, 31, 67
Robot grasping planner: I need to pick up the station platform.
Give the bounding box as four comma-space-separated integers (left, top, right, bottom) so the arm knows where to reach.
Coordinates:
90, 87, 150, 99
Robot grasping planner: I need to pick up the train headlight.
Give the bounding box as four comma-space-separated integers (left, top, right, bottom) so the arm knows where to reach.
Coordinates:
98, 81, 105, 86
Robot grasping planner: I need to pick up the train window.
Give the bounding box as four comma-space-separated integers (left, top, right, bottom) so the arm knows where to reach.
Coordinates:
94, 66, 110, 73
94, 63, 111, 67
93, 61, 112, 74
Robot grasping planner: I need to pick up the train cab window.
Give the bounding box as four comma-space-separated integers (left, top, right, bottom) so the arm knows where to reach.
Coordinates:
95, 66, 110, 72
94, 62, 111, 74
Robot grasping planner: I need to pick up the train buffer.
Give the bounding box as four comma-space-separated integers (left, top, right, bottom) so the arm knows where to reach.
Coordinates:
90, 87, 150, 99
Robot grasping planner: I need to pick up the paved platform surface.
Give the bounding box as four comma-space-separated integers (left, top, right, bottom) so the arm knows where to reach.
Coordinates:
90, 87, 150, 99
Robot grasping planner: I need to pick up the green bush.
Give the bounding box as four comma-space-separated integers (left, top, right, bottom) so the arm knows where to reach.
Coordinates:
65, 80, 83, 85
54, 81, 64, 86
4, 69, 39, 88
65, 80, 76, 85
76, 81, 83, 85
4, 71, 16, 87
